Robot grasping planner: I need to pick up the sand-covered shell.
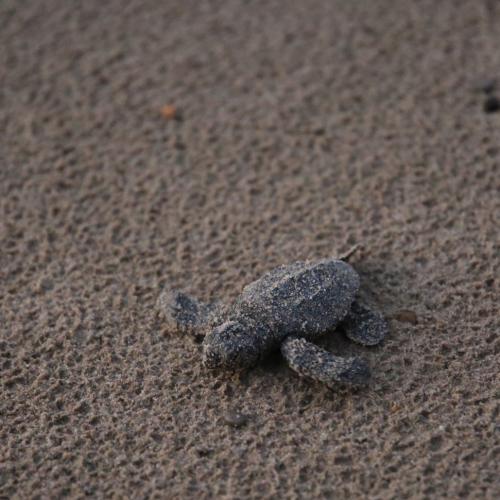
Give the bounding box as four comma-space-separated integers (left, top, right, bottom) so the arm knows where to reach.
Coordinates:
234, 259, 360, 339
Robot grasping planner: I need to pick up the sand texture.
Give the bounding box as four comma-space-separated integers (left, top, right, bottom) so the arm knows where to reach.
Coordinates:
1, 0, 499, 498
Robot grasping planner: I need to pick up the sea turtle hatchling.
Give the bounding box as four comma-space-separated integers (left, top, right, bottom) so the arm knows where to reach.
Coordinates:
157, 253, 388, 388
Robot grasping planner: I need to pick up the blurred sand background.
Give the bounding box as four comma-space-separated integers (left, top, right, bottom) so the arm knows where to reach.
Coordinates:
1, 0, 498, 498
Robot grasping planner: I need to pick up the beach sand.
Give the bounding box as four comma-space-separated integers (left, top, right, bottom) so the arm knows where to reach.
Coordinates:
1, 0, 498, 497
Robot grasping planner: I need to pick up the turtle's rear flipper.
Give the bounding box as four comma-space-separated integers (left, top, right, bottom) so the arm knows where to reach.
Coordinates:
157, 289, 216, 336
341, 301, 387, 346
280, 336, 370, 388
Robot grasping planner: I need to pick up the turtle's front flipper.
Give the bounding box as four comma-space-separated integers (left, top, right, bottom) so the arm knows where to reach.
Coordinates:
157, 289, 216, 336
280, 336, 370, 388
341, 301, 388, 346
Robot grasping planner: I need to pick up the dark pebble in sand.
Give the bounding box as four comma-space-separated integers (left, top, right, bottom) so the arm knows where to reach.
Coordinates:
224, 411, 250, 428
196, 448, 213, 457
483, 95, 500, 113
392, 309, 418, 325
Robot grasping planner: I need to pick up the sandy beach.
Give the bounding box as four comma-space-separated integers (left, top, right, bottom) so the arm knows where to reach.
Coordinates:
1, 0, 498, 497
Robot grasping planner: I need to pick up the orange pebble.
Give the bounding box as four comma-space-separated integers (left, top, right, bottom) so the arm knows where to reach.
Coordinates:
161, 104, 177, 120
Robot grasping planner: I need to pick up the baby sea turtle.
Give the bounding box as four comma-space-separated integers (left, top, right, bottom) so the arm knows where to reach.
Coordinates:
158, 252, 387, 388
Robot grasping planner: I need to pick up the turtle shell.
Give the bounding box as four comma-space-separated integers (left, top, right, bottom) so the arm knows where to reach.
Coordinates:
233, 258, 360, 340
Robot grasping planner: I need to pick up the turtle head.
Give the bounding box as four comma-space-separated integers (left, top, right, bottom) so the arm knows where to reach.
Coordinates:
202, 320, 263, 370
